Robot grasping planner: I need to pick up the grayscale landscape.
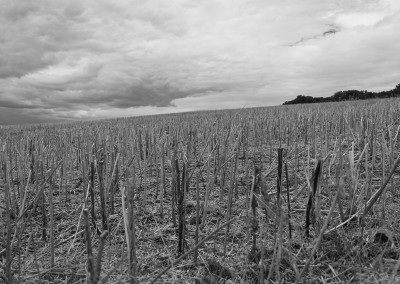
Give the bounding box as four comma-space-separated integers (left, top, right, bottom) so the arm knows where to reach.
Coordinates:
1, 1, 400, 283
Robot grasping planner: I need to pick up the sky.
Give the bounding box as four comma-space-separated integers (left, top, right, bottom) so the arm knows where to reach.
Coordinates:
1, 0, 400, 125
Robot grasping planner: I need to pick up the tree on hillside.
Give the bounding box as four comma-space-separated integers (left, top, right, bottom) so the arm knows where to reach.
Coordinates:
284, 82, 400, 105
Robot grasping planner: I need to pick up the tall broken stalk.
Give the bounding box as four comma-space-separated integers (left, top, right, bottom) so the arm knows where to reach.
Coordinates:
305, 160, 322, 237
122, 166, 138, 284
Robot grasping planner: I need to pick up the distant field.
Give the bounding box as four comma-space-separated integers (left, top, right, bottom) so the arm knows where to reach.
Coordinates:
1, 98, 400, 283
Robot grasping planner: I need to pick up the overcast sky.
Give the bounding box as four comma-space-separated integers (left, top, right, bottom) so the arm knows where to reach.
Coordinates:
1, 0, 399, 124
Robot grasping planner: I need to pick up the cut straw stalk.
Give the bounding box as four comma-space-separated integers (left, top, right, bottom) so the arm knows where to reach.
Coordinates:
0, 160, 63, 265
194, 172, 200, 265
121, 183, 138, 284
150, 215, 240, 284
326, 154, 400, 234
159, 141, 166, 219
305, 160, 322, 237
295, 172, 342, 283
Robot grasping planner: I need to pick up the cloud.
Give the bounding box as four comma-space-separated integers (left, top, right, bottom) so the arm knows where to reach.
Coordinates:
0, 107, 70, 125
289, 25, 340, 47
23, 58, 102, 89
0, 0, 399, 124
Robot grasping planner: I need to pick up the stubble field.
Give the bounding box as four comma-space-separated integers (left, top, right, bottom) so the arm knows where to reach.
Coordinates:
1, 98, 400, 283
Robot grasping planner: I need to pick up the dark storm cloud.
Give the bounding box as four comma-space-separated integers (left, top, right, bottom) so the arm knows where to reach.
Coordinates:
0, 107, 69, 125
0, 99, 38, 109
107, 84, 201, 108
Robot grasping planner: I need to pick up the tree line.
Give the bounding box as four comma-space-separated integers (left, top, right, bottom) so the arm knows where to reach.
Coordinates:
283, 83, 400, 105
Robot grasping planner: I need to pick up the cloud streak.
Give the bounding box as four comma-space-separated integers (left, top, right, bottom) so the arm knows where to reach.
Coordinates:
289, 25, 340, 47
0, 0, 399, 124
